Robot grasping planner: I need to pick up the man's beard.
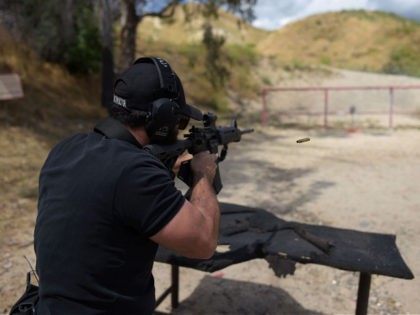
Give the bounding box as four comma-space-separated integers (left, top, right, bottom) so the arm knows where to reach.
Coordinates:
152, 127, 180, 174
164, 127, 179, 144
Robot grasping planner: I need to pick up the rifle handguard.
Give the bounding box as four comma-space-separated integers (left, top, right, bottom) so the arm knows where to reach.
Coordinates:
146, 113, 253, 195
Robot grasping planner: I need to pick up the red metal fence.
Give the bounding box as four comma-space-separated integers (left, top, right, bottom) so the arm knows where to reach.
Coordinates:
261, 85, 420, 129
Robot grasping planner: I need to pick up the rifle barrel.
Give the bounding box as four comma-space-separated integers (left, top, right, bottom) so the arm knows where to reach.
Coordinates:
240, 128, 254, 135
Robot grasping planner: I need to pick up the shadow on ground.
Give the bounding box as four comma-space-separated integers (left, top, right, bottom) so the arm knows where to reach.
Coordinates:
219, 156, 334, 217
155, 275, 324, 315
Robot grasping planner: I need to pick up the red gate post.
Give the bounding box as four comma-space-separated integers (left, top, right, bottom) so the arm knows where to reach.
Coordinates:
261, 88, 268, 127
324, 88, 329, 129
388, 87, 394, 130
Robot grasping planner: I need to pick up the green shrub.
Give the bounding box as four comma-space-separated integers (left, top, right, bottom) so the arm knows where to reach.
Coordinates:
261, 75, 271, 86
383, 46, 420, 77
180, 44, 203, 68
201, 91, 229, 112
65, 6, 102, 74
226, 44, 257, 66
320, 55, 331, 65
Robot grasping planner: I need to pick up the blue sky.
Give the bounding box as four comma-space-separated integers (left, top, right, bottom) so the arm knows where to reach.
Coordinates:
252, 0, 420, 30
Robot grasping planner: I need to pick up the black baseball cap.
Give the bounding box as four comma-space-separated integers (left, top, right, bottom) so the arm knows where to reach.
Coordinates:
113, 57, 203, 122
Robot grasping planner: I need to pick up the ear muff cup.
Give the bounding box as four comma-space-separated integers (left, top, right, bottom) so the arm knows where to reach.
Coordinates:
145, 98, 180, 142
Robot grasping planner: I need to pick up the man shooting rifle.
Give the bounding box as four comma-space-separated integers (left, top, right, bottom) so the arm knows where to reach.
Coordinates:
34, 57, 225, 314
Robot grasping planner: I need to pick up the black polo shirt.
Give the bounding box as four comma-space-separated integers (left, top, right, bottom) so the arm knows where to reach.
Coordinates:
34, 131, 185, 315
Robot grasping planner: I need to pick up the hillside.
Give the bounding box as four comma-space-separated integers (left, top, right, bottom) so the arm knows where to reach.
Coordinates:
257, 10, 420, 76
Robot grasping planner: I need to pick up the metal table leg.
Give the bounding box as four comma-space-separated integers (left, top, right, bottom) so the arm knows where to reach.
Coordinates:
154, 264, 180, 310
355, 272, 372, 315
171, 264, 179, 309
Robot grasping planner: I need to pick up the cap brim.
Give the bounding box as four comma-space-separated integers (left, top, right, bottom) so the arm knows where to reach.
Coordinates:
183, 103, 203, 121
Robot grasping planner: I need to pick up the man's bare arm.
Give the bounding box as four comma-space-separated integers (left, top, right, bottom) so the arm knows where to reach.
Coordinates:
150, 151, 220, 259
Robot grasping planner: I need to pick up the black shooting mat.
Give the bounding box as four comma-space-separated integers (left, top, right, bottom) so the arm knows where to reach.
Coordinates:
156, 202, 414, 280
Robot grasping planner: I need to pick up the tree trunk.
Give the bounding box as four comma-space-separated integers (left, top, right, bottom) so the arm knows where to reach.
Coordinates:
98, 0, 114, 109
61, 0, 74, 48
117, 0, 139, 74
101, 47, 114, 110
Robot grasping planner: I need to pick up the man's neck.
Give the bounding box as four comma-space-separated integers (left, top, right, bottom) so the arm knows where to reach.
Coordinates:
127, 126, 149, 147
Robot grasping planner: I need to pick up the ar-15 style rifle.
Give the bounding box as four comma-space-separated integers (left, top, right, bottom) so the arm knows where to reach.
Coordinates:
144, 113, 253, 194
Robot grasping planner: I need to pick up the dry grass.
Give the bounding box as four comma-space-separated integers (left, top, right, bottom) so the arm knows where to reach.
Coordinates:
0, 126, 46, 233
257, 10, 420, 74
0, 124, 51, 311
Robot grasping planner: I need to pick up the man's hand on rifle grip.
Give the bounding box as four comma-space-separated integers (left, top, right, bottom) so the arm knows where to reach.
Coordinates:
191, 151, 218, 184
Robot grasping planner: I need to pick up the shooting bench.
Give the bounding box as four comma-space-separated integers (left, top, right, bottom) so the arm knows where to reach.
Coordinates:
155, 202, 414, 315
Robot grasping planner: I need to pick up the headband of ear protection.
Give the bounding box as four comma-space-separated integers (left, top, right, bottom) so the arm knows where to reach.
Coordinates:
133, 57, 183, 143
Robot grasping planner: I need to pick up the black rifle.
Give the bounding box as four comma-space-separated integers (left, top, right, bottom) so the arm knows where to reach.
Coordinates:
144, 113, 253, 194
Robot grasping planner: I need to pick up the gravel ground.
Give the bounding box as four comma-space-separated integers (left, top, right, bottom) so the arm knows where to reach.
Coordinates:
154, 127, 420, 315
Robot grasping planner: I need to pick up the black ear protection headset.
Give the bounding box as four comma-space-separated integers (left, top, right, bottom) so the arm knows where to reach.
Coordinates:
133, 57, 188, 143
